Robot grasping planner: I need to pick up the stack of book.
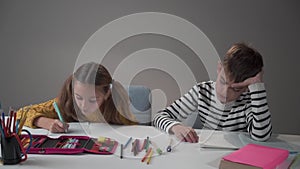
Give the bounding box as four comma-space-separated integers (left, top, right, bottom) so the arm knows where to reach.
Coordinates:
219, 144, 289, 169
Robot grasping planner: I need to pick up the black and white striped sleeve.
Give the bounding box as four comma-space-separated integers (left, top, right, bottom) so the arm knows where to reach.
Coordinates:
153, 84, 199, 133
245, 83, 272, 141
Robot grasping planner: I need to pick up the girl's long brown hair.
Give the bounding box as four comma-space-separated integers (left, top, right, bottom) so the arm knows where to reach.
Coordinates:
57, 62, 136, 125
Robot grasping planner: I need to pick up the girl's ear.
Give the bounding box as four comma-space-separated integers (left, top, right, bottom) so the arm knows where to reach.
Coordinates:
104, 89, 111, 100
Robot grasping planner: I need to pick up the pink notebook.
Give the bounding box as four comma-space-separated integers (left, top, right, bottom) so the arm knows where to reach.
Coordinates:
220, 144, 289, 169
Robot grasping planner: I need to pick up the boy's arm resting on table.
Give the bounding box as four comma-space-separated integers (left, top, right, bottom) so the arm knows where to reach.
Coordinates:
153, 110, 199, 143
153, 84, 200, 142
245, 83, 272, 141
153, 84, 199, 132
153, 110, 182, 133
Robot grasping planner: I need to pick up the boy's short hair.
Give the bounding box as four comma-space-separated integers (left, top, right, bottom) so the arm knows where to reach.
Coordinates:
223, 43, 264, 83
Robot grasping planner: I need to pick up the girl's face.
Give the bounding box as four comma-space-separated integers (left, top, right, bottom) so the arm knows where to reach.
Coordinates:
73, 81, 110, 115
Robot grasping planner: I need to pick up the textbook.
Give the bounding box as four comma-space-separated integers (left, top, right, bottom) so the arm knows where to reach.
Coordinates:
219, 144, 289, 169
20, 134, 118, 155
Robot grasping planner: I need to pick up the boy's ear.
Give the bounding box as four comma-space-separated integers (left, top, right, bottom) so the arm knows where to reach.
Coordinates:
217, 61, 222, 74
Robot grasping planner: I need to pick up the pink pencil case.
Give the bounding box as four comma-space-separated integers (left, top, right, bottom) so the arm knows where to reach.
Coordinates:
20, 134, 118, 155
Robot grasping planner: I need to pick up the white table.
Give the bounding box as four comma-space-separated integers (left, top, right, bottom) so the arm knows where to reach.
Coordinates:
1, 123, 300, 169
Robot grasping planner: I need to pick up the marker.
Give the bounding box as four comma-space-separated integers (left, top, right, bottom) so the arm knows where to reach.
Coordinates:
166, 138, 173, 152
53, 101, 68, 132
141, 147, 152, 162
145, 136, 150, 151
146, 149, 154, 165
12, 111, 17, 133
0, 117, 5, 137
151, 141, 162, 155
2, 112, 7, 136
120, 144, 123, 159
123, 137, 132, 149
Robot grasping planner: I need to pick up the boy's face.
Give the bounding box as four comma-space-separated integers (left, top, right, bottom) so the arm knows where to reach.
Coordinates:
215, 63, 247, 104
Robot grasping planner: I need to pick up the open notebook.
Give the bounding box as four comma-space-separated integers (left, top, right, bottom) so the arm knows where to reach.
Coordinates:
199, 130, 243, 150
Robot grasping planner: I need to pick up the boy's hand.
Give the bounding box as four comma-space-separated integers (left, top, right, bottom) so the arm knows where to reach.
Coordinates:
170, 124, 199, 143
231, 71, 263, 88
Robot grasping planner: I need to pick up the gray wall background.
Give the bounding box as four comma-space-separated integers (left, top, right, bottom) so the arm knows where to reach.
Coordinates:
0, 0, 299, 134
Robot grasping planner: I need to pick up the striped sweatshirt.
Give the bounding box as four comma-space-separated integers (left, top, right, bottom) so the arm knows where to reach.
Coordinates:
153, 81, 272, 141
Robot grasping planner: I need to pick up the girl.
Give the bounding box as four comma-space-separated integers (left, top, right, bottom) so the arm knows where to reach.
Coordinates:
17, 62, 137, 133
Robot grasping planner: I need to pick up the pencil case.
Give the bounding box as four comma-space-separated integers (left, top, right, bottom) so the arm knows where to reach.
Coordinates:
19, 134, 118, 155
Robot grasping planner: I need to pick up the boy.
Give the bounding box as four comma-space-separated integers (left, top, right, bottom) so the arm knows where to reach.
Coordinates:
153, 43, 272, 143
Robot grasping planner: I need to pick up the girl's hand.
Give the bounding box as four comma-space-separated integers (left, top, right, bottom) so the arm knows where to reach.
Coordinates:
170, 124, 199, 143
35, 117, 69, 133
49, 119, 69, 133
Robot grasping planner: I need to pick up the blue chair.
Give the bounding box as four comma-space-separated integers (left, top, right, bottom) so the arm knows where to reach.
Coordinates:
127, 85, 152, 125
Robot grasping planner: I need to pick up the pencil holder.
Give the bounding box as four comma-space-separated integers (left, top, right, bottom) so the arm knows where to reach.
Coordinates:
0, 131, 32, 165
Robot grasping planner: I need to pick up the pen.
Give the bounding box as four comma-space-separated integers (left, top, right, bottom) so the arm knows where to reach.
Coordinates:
53, 101, 67, 132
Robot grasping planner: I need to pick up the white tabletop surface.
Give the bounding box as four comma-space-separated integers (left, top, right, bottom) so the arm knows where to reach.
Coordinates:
1, 123, 300, 169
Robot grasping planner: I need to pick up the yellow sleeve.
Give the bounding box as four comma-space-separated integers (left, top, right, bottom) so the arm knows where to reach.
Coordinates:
16, 99, 59, 128
119, 113, 137, 125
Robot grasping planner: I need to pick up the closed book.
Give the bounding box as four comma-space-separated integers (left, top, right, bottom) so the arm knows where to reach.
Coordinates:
219, 144, 289, 169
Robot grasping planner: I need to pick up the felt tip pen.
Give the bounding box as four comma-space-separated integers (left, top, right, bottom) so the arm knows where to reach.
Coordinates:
53, 101, 68, 132
123, 137, 132, 149
167, 138, 173, 152
120, 144, 123, 159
